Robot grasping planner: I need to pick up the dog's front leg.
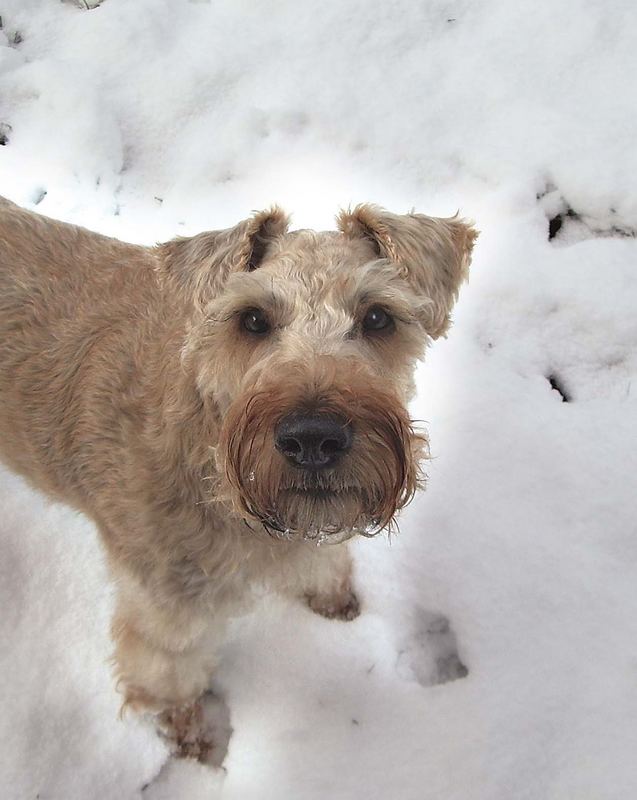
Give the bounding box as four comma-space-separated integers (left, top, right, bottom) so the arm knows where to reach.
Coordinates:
111, 580, 226, 759
299, 544, 360, 621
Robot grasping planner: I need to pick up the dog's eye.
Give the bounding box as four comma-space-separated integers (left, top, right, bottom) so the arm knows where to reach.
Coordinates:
362, 305, 393, 333
241, 308, 270, 335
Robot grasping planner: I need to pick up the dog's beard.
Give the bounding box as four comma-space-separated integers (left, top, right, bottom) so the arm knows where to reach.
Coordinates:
258, 485, 383, 544
214, 370, 428, 544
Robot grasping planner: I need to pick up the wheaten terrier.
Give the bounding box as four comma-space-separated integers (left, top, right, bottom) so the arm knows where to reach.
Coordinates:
0, 196, 476, 758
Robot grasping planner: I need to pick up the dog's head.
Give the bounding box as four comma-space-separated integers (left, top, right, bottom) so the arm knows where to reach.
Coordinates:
160, 205, 477, 543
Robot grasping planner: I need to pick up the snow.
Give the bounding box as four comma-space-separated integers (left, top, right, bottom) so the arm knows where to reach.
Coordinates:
1, 0, 636, 797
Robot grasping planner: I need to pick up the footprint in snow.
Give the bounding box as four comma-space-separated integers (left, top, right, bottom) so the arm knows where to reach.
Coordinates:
396, 609, 468, 687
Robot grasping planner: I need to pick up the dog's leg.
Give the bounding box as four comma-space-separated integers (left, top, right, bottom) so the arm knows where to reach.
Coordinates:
112, 611, 219, 713
301, 544, 360, 621
111, 581, 226, 760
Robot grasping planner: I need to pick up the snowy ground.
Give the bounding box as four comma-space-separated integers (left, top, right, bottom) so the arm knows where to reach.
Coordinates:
1, 1, 637, 798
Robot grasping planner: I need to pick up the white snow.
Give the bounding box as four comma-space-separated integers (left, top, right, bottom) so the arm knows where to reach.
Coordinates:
1, 0, 636, 797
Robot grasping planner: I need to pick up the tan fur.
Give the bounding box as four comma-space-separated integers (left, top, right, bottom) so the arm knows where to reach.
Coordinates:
0, 196, 476, 757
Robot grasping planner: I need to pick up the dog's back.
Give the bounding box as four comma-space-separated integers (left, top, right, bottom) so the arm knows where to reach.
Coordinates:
0, 198, 159, 507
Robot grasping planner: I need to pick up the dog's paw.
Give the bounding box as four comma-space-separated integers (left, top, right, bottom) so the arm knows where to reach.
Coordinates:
307, 588, 361, 621
156, 691, 232, 767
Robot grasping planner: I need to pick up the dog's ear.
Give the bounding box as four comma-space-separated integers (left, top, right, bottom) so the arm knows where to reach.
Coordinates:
158, 207, 289, 310
337, 204, 478, 338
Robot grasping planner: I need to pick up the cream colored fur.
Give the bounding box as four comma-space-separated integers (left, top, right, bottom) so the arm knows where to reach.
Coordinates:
0, 196, 476, 756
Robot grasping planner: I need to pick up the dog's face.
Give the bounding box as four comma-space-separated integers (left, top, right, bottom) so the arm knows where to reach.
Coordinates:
162, 205, 477, 542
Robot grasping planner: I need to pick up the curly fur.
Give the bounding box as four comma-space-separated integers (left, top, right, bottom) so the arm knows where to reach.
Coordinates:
0, 195, 476, 751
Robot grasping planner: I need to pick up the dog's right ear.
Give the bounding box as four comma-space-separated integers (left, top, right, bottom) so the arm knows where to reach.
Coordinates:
157, 207, 289, 310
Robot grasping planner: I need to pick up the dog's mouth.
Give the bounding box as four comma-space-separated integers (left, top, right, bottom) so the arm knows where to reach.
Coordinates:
281, 486, 345, 501
253, 485, 383, 545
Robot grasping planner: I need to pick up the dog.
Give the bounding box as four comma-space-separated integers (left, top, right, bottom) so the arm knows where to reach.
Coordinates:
0, 196, 476, 758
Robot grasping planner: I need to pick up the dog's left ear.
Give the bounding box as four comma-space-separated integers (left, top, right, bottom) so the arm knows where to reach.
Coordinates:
337, 204, 478, 338
158, 207, 289, 310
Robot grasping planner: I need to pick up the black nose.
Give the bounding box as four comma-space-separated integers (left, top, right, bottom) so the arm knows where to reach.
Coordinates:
275, 412, 353, 470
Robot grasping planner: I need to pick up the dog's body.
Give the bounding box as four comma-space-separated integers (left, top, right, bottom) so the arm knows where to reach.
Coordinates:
0, 196, 475, 756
